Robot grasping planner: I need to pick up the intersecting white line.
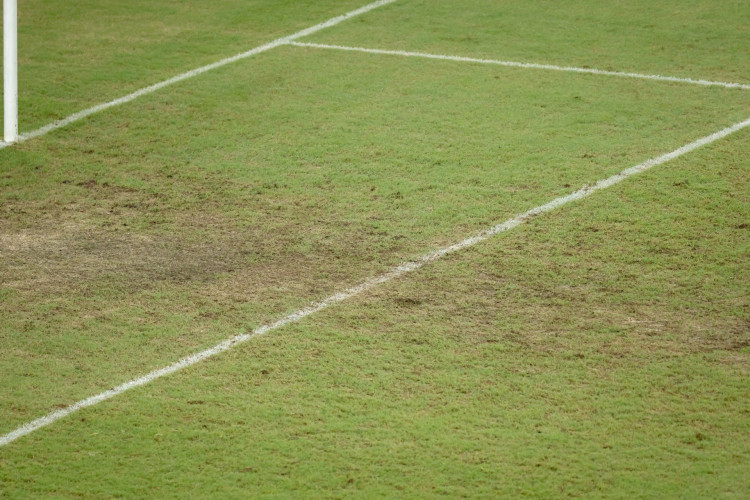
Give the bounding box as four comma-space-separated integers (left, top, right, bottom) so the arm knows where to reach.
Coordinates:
2, 0, 749, 449
288, 41, 750, 90
2, 115, 748, 448
3, 4, 746, 152
0, 0, 398, 151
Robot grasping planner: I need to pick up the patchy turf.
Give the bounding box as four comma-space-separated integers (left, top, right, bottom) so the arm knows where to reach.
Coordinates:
1, 0, 748, 497
1, 130, 747, 498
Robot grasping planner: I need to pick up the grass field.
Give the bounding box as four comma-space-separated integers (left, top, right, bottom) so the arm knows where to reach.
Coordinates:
1, 0, 749, 497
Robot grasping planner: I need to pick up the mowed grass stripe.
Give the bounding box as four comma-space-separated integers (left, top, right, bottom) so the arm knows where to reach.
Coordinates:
2, 48, 747, 435
3, 115, 748, 447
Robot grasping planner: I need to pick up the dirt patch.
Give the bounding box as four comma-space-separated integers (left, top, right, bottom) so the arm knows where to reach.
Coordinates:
0, 195, 388, 304
0, 228, 68, 253
0, 222, 243, 292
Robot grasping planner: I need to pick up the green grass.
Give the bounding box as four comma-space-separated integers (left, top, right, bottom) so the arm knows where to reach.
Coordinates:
308, 0, 750, 82
1, 0, 749, 497
7, 0, 373, 131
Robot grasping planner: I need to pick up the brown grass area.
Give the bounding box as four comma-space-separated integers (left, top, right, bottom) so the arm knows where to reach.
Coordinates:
0, 178, 396, 310
356, 243, 750, 364
0, 218, 241, 292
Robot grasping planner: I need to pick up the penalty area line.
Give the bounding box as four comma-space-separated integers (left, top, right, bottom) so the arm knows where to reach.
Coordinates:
2, 115, 748, 448
0, 0, 398, 151
287, 42, 750, 91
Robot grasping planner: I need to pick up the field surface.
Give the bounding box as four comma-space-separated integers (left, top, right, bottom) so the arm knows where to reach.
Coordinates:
1, 0, 748, 497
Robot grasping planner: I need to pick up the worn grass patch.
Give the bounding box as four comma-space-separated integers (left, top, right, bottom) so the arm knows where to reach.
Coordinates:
1, 0, 748, 497
3, 42, 745, 437
1, 132, 747, 498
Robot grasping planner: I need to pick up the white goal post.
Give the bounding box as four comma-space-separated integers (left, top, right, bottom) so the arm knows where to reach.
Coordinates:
4, 0, 18, 143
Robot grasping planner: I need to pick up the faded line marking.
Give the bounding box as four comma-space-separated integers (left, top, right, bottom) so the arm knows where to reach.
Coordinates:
0, 0, 398, 151
288, 42, 750, 91
2, 116, 748, 447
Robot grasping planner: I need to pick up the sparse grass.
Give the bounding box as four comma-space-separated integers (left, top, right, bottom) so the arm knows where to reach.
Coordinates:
1, 0, 748, 497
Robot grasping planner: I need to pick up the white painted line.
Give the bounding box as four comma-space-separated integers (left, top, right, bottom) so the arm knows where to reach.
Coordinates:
2, 115, 748, 447
0, 0, 398, 152
288, 42, 750, 91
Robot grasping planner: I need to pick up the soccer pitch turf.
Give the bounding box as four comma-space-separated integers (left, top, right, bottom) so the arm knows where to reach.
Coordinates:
1, 0, 748, 496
